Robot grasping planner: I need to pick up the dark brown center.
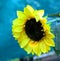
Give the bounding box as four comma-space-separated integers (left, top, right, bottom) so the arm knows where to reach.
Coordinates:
25, 18, 44, 41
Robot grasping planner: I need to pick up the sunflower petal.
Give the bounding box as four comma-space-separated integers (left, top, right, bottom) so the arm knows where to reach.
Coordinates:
12, 32, 20, 39
40, 17, 47, 24
43, 24, 50, 31
34, 10, 44, 22
17, 11, 27, 19
18, 31, 30, 48
29, 41, 37, 47
33, 43, 41, 56
32, 51, 35, 55
47, 32, 55, 38
34, 10, 40, 22
24, 5, 34, 18
19, 38, 30, 48
37, 10, 44, 17
12, 25, 24, 32
12, 18, 26, 26
46, 46, 50, 52
39, 41, 47, 53
24, 42, 32, 54
12, 18, 19, 25
45, 38, 55, 47
17, 11, 27, 25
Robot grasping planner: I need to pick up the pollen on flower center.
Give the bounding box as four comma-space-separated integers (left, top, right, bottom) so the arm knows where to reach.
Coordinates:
25, 18, 45, 41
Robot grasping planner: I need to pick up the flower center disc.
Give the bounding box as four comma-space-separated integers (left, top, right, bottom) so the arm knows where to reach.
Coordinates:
25, 18, 44, 41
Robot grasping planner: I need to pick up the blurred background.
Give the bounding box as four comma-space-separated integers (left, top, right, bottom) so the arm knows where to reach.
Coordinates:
0, 0, 60, 61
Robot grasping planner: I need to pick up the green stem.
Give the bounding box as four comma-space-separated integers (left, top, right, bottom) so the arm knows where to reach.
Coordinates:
47, 13, 60, 23
48, 13, 60, 17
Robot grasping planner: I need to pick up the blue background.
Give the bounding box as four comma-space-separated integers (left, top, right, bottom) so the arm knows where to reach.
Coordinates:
0, 0, 60, 61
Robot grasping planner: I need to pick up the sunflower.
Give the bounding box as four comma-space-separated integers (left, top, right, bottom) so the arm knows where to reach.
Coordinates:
12, 5, 55, 56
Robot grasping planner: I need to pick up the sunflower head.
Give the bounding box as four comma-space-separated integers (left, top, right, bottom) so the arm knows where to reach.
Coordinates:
12, 5, 55, 56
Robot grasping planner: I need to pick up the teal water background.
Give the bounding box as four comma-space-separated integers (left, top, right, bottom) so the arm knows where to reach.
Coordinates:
0, 0, 60, 61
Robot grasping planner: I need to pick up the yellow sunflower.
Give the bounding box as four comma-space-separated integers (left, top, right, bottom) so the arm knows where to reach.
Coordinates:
12, 5, 55, 56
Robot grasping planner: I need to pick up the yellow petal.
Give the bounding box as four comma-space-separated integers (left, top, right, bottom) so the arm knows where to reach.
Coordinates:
12, 25, 24, 32
46, 46, 50, 52
40, 17, 47, 24
43, 24, 50, 31
33, 43, 41, 56
39, 41, 47, 53
45, 31, 55, 38
29, 41, 37, 47
34, 10, 44, 22
24, 42, 32, 54
18, 31, 30, 48
34, 10, 40, 22
12, 18, 18, 25
15, 11, 27, 25
17, 11, 27, 20
44, 38, 55, 47
33, 44, 38, 55
12, 32, 20, 39
19, 38, 30, 48
32, 51, 35, 55
12, 18, 26, 26
37, 10, 44, 17
46, 32, 55, 38
24, 5, 34, 18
